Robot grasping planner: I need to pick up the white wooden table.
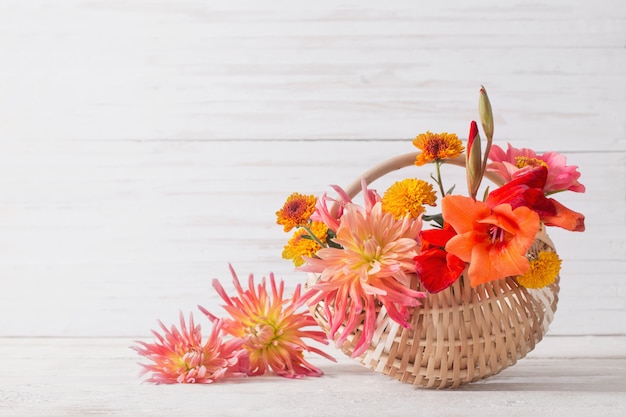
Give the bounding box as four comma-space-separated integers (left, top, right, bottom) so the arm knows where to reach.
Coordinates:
0, 1, 624, 416
1, 336, 625, 416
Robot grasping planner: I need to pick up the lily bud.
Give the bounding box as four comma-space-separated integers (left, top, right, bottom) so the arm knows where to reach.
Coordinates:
478, 85, 494, 141
466, 121, 483, 199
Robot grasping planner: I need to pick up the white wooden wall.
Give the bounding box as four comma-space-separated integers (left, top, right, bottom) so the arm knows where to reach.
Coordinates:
1, 0, 624, 339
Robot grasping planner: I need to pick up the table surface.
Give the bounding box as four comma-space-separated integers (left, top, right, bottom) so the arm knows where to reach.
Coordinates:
1, 335, 625, 417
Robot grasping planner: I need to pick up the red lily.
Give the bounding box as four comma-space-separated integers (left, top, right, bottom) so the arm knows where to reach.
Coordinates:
486, 166, 585, 232
414, 224, 466, 293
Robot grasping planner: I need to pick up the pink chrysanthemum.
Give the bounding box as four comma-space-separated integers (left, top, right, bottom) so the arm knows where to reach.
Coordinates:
200, 265, 335, 379
132, 313, 249, 384
487, 143, 585, 194
300, 201, 426, 358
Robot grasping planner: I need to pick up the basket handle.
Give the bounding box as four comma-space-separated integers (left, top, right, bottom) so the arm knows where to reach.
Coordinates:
340, 152, 504, 201
333, 152, 552, 243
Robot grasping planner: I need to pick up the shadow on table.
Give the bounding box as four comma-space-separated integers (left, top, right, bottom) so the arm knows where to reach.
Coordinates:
323, 360, 626, 393
454, 360, 626, 392
456, 379, 626, 393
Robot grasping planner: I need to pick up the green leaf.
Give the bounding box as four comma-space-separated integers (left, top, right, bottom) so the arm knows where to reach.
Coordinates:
325, 230, 343, 249
422, 213, 444, 227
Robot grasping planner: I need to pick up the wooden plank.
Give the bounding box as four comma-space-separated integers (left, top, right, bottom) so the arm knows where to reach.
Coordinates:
0, 336, 624, 417
0, 0, 624, 150
0, 1, 623, 411
0, 140, 623, 336
0, 0, 623, 337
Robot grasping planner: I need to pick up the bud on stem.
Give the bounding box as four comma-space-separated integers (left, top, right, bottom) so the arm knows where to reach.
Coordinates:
466, 121, 483, 199
478, 85, 494, 193
478, 85, 494, 142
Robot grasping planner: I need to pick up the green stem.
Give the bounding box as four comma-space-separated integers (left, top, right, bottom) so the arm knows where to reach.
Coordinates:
435, 160, 446, 197
479, 136, 493, 189
302, 225, 326, 248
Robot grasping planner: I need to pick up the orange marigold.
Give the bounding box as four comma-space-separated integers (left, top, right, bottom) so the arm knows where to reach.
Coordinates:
413, 131, 464, 166
276, 192, 317, 232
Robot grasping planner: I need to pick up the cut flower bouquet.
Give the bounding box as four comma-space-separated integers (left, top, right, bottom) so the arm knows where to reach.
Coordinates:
276, 86, 585, 387
133, 86, 585, 389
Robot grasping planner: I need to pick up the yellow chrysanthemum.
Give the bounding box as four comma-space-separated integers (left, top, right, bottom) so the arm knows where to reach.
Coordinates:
413, 131, 464, 166
282, 221, 328, 267
515, 156, 549, 170
276, 193, 317, 232
381, 179, 437, 219
516, 251, 562, 289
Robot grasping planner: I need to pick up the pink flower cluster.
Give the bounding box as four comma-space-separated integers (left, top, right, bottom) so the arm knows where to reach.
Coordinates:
132, 314, 249, 384
300, 181, 427, 357
132, 266, 334, 384
488, 143, 585, 194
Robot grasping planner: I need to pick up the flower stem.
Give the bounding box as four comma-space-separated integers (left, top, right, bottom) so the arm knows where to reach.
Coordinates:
302, 225, 327, 248
435, 160, 446, 196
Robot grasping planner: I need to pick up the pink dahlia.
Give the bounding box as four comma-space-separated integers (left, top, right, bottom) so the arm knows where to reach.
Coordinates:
487, 143, 585, 194
311, 179, 381, 233
200, 265, 334, 379
132, 313, 249, 384
300, 201, 426, 358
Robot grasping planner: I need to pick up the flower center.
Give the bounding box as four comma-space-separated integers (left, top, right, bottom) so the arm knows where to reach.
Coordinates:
286, 200, 305, 216
424, 137, 445, 158
181, 347, 204, 370
361, 236, 383, 263
489, 225, 508, 244
515, 156, 548, 169
246, 319, 281, 349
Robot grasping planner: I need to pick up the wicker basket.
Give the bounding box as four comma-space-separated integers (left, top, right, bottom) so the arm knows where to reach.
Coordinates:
306, 152, 560, 389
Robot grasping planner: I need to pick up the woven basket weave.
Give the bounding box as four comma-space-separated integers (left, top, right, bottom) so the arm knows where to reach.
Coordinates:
307, 153, 560, 389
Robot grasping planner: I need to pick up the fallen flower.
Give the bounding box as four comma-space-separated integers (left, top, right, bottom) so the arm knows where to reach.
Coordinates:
132, 313, 249, 384
200, 265, 335, 378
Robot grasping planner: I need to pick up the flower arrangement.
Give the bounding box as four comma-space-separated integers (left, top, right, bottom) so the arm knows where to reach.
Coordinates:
134, 86, 586, 388
276, 86, 585, 363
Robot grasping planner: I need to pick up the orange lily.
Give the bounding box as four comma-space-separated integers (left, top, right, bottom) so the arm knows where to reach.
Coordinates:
442, 195, 540, 286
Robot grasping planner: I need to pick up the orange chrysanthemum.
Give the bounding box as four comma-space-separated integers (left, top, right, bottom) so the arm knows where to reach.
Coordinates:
382, 178, 437, 219
132, 313, 249, 384
516, 251, 561, 289
276, 192, 317, 232
442, 195, 540, 287
282, 221, 328, 267
200, 265, 334, 378
413, 131, 464, 166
